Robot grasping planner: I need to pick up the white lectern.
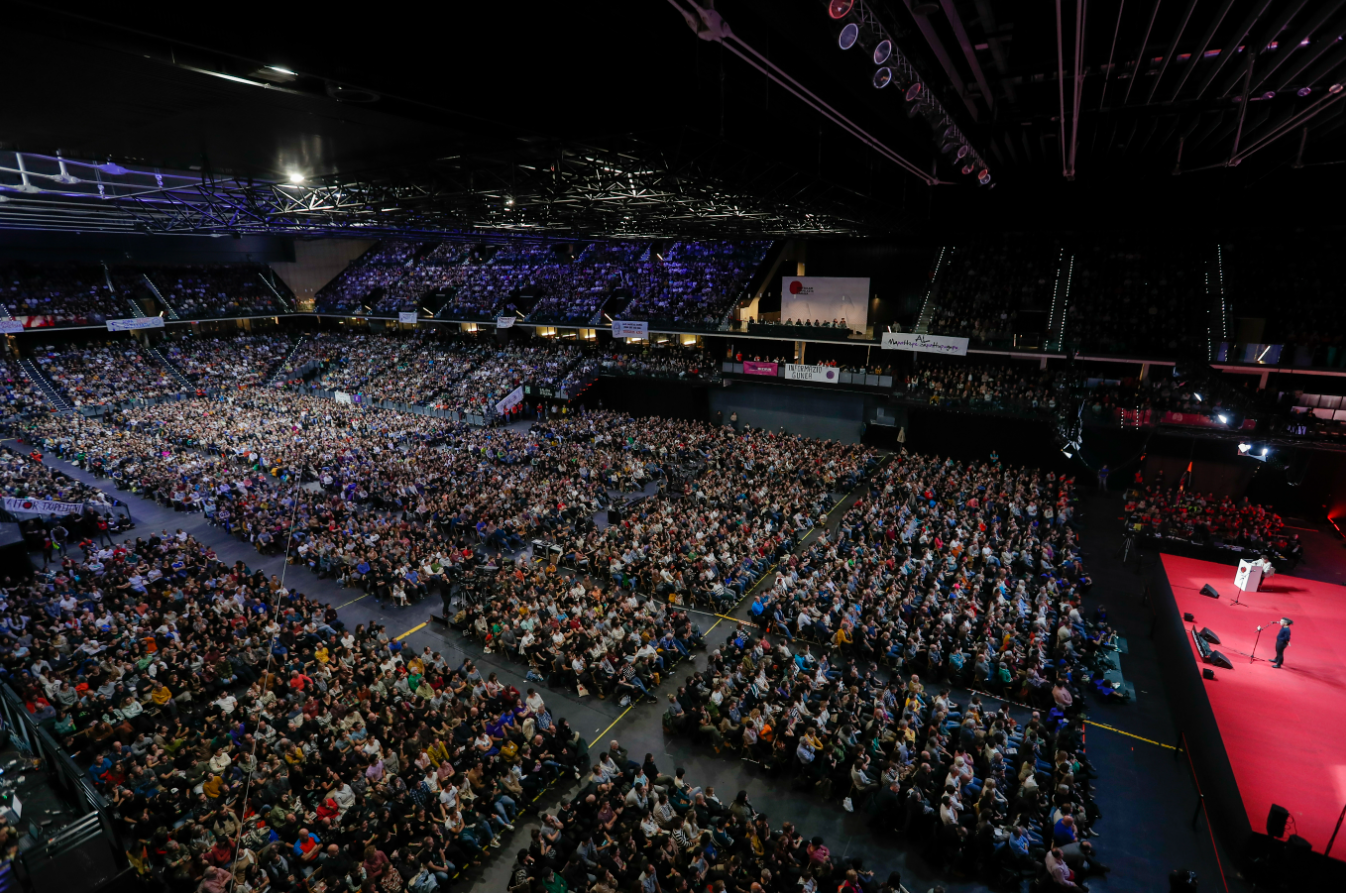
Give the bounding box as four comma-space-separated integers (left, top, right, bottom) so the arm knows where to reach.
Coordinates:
1235, 559, 1263, 593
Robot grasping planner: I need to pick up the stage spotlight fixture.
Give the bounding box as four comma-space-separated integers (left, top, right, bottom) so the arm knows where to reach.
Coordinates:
873, 40, 892, 65
961, 164, 974, 175
1238, 443, 1251, 454
828, 0, 854, 19
977, 169, 992, 185
838, 23, 859, 50
1298, 86, 1312, 97
1193, 392, 1202, 402
1218, 414, 1229, 424
287, 171, 305, 184
873, 67, 892, 89
955, 144, 970, 160
1262, 448, 1269, 456
1062, 450, 1073, 459
1332, 84, 1344, 94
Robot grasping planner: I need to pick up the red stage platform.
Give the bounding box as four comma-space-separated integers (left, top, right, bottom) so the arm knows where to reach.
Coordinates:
1162, 554, 1346, 862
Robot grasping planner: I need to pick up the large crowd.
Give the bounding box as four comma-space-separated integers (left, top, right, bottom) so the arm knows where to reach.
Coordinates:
1124, 483, 1288, 553
0, 262, 117, 327
162, 334, 296, 390
146, 266, 289, 319
620, 242, 770, 328
894, 362, 1069, 416
6, 376, 1115, 893
929, 239, 1058, 342
1065, 240, 1202, 357
33, 343, 185, 407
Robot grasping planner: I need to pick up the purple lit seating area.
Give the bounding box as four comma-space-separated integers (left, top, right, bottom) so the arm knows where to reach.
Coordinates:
1066, 239, 1202, 356
619, 239, 770, 328
0, 262, 118, 327
929, 237, 1059, 341
528, 242, 643, 324
314, 241, 421, 313
144, 264, 285, 318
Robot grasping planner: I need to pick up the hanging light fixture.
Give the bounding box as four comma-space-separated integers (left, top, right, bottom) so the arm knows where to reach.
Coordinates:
838, 22, 860, 50
873, 40, 892, 65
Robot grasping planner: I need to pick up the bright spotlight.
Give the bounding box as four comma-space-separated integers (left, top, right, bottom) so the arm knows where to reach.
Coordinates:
873, 68, 892, 89
873, 40, 892, 65
828, 0, 854, 19
1062, 450, 1073, 459
838, 23, 859, 50
1238, 443, 1252, 454
1217, 414, 1229, 424
977, 169, 992, 185
1193, 392, 1202, 402
287, 171, 305, 184
1262, 448, 1269, 456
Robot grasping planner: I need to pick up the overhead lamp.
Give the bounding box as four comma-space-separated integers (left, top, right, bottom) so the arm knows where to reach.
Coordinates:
873, 40, 892, 66
838, 23, 859, 50
1193, 392, 1202, 402
961, 163, 975, 175
902, 81, 923, 103
1298, 86, 1312, 97
1331, 84, 1344, 94
1262, 448, 1269, 456
977, 169, 992, 185
287, 171, 305, 184
1238, 443, 1252, 454
1218, 413, 1229, 424
828, 0, 854, 19
873, 67, 893, 89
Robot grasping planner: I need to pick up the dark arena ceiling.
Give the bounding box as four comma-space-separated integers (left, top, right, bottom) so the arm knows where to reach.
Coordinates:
2, 0, 1345, 241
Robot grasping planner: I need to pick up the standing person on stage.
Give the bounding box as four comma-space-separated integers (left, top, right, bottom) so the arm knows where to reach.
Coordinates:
1272, 618, 1293, 669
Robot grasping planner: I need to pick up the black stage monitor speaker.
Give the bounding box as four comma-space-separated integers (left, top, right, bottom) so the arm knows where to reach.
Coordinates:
1202, 668, 1216, 680
1267, 803, 1290, 838
1200, 584, 1220, 598
1192, 628, 1213, 659
1199, 627, 1221, 645
1207, 650, 1234, 670
1183, 613, 1195, 622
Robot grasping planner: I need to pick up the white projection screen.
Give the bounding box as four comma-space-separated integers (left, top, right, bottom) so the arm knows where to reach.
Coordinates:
780, 277, 870, 332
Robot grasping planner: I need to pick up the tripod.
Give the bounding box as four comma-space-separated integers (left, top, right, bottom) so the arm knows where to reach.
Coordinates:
1230, 584, 1250, 608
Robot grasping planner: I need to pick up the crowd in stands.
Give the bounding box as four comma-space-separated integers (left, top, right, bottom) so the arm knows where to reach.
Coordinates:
145, 266, 287, 319
0, 262, 117, 327
599, 347, 718, 383
1066, 240, 1202, 356
1, 320, 1128, 893
0, 358, 48, 424
650, 451, 1108, 886
615, 241, 771, 328
1225, 234, 1346, 358
1124, 483, 1288, 553
162, 334, 295, 390
33, 343, 184, 407
929, 239, 1058, 342
895, 362, 1067, 416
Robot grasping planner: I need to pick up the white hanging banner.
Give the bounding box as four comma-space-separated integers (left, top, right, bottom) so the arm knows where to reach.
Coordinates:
880, 332, 969, 356
3, 496, 88, 517
784, 364, 839, 385
496, 316, 516, 329
0, 320, 24, 333
495, 385, 525, 415
107, 317, 166, 331
612, 320, 648, 338
398, 312, 418, 324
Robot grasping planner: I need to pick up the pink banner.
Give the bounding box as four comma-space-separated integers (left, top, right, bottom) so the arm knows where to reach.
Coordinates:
742, 361, 778, 376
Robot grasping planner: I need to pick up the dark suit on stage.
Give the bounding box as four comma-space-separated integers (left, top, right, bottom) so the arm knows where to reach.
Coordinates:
1273, 626, 1291, 668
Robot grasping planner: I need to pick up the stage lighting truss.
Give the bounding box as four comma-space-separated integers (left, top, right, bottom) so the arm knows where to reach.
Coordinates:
824, 0, 990, 184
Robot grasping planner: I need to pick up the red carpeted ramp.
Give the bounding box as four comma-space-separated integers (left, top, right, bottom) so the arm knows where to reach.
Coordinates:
1161, 554, 1346, 862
